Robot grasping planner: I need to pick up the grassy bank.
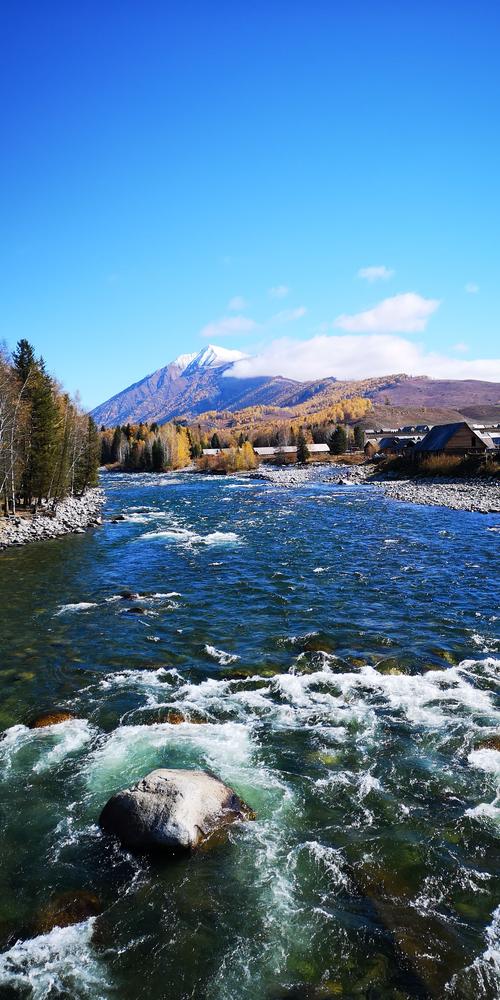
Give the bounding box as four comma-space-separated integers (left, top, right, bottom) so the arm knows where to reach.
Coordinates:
378, 453, 500, 478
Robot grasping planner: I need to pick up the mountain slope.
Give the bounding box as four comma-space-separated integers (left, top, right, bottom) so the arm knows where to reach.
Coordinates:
92, 346, 500, 427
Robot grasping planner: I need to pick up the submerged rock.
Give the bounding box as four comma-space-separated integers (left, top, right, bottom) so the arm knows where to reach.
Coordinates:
33, 891, 101, 934
29, 711, 76, 728
163, 710, 207, 725
99, 768, 255, 851
475, 734, 500, 752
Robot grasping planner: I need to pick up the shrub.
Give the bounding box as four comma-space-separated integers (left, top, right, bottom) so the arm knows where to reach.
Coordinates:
419, 455, 463, 475
197, 444, 259, 474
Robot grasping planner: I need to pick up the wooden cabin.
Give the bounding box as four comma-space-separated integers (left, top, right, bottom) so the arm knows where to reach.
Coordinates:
414, 422, 496, 456
364, 440, 378, 459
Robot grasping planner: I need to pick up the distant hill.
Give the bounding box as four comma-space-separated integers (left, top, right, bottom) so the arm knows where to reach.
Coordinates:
92, 344, 500, 428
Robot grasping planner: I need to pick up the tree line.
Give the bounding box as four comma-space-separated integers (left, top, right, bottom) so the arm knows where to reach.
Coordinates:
0, 339, 100, 516
99, 417, 366, 472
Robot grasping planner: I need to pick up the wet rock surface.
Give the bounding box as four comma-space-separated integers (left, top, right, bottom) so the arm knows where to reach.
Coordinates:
0, 488, 104, 550
28, 711, 76, 729
33, 891, 101, 935
99, 768, 255, 851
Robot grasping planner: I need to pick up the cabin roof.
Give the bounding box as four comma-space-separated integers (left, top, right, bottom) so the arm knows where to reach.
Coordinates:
414, 421, 495, 452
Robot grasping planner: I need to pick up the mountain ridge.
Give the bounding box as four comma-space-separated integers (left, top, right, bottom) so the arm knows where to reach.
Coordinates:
91, 345, 500, 427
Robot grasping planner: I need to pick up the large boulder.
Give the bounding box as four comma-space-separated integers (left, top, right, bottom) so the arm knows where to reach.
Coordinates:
99, 768, 254, 851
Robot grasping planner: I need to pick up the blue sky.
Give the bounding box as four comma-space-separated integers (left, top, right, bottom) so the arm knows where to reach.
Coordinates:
1, 1, 499, 408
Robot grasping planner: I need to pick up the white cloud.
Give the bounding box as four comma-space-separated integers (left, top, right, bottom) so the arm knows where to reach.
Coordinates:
335, 292, 440, 334
200, 315, 257, 339
270, 306, 307, 325
227, 333, 500, 382
269, 285, 290, 299
228, 296, 248, 311
465, 282, 479, 294
357, 265, 394, 282
453, 342, 469, 354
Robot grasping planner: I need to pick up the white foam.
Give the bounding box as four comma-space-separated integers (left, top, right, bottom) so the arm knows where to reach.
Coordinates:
33, 720, 95, 774
98, 666, 176, 692
203, 531, 240, 545
139, 526, 240, 547
479, 905, 500, 979
140, 527, 199, 542
84, 719, 253, 799
466, 747, 500, 828
294, 840, 350, 891
204, 644, 240, 665
446, 905, 500, 994
54, 602, 97, 615
468, 748, 500, 774
465, 801, 500, 822
0, 720, 94, 776
0, 919, 108, 999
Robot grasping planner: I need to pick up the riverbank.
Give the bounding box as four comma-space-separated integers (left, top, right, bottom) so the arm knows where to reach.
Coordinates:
339, 465, 500, 513
254, 462, 500, 512
0, 488, 105, 550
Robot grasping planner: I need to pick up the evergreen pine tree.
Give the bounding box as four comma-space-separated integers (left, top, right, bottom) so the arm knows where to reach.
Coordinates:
12, 339, 36, 384
111, 426, 123, 462
329, 426, 348, 455
296, 429, 310, 464
353, 424, 364, 449
211, 432, 221, 450
27, 367, 59, 504
152, 438, 166, 471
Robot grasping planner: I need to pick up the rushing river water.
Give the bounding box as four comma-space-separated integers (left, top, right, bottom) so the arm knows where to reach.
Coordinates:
0, 468, 499, 1000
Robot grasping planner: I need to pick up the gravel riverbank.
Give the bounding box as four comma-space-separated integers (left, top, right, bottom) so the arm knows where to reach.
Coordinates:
255, 462, 500, 512
338, 465, 500, 513
0, 488, 105, 550
370, 477, 500, 513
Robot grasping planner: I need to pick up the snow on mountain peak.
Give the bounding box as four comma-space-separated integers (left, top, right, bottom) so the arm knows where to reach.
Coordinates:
183, 344, 248, 375
173, 352, 197, 373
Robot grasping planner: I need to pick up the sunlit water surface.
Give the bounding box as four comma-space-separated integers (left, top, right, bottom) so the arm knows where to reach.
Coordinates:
0, 469, 499, 1000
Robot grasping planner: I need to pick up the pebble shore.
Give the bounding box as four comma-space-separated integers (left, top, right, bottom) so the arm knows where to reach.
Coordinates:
0, 488, 105, 550
256, 462, 500, 513
340, 465, 500, 513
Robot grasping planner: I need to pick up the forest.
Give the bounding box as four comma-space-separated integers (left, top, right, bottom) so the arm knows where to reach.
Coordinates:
99, 402, 368, 474
0, 339, 100, 516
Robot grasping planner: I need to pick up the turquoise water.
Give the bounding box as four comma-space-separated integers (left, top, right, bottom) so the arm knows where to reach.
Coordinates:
0, 469, 499, 999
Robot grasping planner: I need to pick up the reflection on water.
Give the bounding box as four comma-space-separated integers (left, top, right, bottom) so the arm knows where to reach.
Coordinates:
0, 469, 499, 999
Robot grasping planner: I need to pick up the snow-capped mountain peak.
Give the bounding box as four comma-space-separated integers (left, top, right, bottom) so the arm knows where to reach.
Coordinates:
172, 352, 197, 373
183, 344, 248, 375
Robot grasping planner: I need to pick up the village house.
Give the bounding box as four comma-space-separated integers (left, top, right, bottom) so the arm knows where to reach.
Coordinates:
414, 421, 497, 455
202, 442, 331, 460
375, 435, 418, 456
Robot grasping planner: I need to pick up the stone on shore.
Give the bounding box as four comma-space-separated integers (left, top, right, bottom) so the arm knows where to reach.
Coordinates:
0, 488, 105, 551
99, 768, 255, 850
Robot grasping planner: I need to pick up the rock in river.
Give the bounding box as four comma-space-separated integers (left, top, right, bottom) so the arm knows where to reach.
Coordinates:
29, 710, 76, 728
99, 768, 254, 851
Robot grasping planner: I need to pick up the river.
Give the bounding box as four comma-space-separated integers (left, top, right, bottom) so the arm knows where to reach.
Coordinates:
0, 468, 498, 999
